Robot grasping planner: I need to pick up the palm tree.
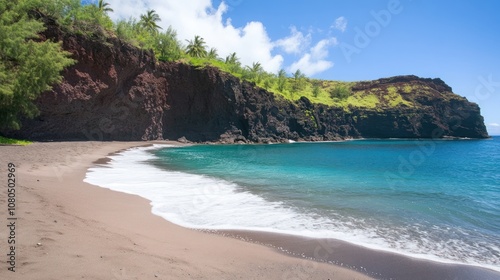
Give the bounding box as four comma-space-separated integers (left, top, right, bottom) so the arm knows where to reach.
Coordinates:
97, 0, 113, 13
248, 62, 263, 73
139, 10, 162, 34
225, 52, 240, 65
207, 48, 218, 60
247, 62, 263, 83
224, 52, 241, 73
185, 35, 207, 58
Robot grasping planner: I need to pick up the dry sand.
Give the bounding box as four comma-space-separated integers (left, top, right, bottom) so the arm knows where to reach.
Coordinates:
0, 141, 372, 280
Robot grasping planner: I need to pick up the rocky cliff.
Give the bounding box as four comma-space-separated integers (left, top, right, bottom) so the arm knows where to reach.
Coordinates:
1, 18, 489, 142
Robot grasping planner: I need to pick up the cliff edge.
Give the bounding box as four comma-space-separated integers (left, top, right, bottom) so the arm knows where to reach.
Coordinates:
1, 17, 489, 142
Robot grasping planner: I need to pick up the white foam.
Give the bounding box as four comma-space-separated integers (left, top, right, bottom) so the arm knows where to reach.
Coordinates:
84, 145, 500, 272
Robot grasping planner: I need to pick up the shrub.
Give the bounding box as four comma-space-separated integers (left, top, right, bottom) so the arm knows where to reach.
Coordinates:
330, 85, 351, 100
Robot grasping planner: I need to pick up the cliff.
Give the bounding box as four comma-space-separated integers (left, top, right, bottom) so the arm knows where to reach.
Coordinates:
1, 17, 489, 142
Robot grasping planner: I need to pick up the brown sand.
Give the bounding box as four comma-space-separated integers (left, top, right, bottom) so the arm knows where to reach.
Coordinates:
0, 141, 372, 280
222, 230, 500, 280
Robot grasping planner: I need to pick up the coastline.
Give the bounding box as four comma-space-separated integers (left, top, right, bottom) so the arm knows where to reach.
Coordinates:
84, 142, 500, 280
218, 230, 500, 280
0, 141, 371, 279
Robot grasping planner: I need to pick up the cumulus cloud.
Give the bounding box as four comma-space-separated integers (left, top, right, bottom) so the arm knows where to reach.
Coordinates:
288, 38, 337, 76
104, 0, 281, 72
104, 0, 335, 75
275, 26, 311, 54
332, 16, 347, 32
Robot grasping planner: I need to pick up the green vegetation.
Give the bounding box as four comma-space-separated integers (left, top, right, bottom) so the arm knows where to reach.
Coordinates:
97, 0, 113, 13
0, 0, 75, 130
386, 85, 412, 107
347, 93, 380, 109
330, 85, 351, 100
1, 0, 425, 131
207, 48, 218, 60
304, 110, 318, 128
139, 10, 162, 34
186, 35, 207, 58
0, 136, 32, 146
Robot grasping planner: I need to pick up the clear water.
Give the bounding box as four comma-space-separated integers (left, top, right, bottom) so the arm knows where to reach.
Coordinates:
84, 137, 500, 271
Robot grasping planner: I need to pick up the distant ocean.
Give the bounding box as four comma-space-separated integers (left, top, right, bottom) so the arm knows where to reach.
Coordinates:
85, 137, 500, 272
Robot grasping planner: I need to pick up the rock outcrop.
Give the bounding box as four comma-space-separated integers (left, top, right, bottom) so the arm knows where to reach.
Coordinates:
1, 18, 489, 142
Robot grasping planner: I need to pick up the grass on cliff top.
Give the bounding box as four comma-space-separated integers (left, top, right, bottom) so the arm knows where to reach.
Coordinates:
186, 57, 463, 111
28, 1, 449, 113
0, 136, 32, 146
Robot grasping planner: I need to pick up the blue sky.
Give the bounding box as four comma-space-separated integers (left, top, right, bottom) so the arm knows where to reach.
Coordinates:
98, 0, 500, 135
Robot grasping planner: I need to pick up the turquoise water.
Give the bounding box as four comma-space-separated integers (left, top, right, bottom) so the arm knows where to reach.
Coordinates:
150, 137, 500, 269
84, 137, 500, 270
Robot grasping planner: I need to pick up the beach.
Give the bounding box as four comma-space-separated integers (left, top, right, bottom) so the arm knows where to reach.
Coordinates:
0, 141, 372, 279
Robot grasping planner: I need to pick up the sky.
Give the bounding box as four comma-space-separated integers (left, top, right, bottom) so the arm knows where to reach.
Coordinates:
94, 0, 500, 135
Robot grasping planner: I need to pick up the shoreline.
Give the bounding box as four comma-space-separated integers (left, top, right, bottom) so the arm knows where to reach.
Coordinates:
0, 141, 371, 279
217, 230, 500, 280
87, 142, 500, 279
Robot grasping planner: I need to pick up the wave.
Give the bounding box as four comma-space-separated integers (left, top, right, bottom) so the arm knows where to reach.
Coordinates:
84, 145, 500, 272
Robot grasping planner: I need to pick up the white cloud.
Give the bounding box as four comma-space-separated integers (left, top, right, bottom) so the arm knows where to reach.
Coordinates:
288, 38, 337, 76
488, 123, 500, 127
105, 0, 335, 75
105, 0, 282, 72
274, 26, 311, 54
332, 16, 347, 32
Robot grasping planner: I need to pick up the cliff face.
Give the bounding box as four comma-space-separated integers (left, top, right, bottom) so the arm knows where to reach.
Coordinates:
159, 65, 488, 142
1, 19, 489, 142
159, 63, 358, 142
1, 16, 166, 141
348, 76, 488, 139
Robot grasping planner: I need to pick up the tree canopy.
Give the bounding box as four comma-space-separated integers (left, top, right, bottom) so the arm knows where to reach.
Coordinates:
225, 52, 240, 65
0, 0, 75, 130
97, 0, 113, 13
0, 0, 357, 131
139, 9, 162, 34
246, 62, 264, 83
207, 48, 218, 60
186, 35, 207, 58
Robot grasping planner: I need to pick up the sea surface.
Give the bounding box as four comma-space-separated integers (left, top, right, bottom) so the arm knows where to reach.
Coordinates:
84, 137, 500, 272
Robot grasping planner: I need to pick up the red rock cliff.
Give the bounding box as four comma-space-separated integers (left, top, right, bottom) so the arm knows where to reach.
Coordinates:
1, 17, 489, 142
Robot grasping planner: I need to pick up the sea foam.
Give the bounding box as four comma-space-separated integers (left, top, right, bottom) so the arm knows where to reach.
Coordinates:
84, 145, 500, 272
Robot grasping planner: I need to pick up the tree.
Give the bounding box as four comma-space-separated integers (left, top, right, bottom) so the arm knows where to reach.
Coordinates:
115, 18, 138, 42
0, 1, 75, 130
277, 69, 288, 92
155, 27, 183, 62
262, 72, 275, 90
312, 81, 321, 97
225, 52, 240, 65
139, 9, 162, 34
330, 85, 351, 100
185, 35, 207, 58
71, 3, 114, 31
246, 62, 263, 83
207, 48, 218, 60
225, 52, 241, 73
291, 69, 306, 93
97, 0, 113, 13
24, 0, 80, 20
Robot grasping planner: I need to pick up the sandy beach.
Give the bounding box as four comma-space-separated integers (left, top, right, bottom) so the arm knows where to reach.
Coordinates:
0, 141, 372, 280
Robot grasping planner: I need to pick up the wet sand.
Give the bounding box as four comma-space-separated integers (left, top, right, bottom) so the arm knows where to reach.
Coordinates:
0, 141, 371, 279
220, 230, 500, 280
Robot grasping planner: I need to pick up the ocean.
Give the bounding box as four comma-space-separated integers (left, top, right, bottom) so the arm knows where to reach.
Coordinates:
84, 137, 500, 272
